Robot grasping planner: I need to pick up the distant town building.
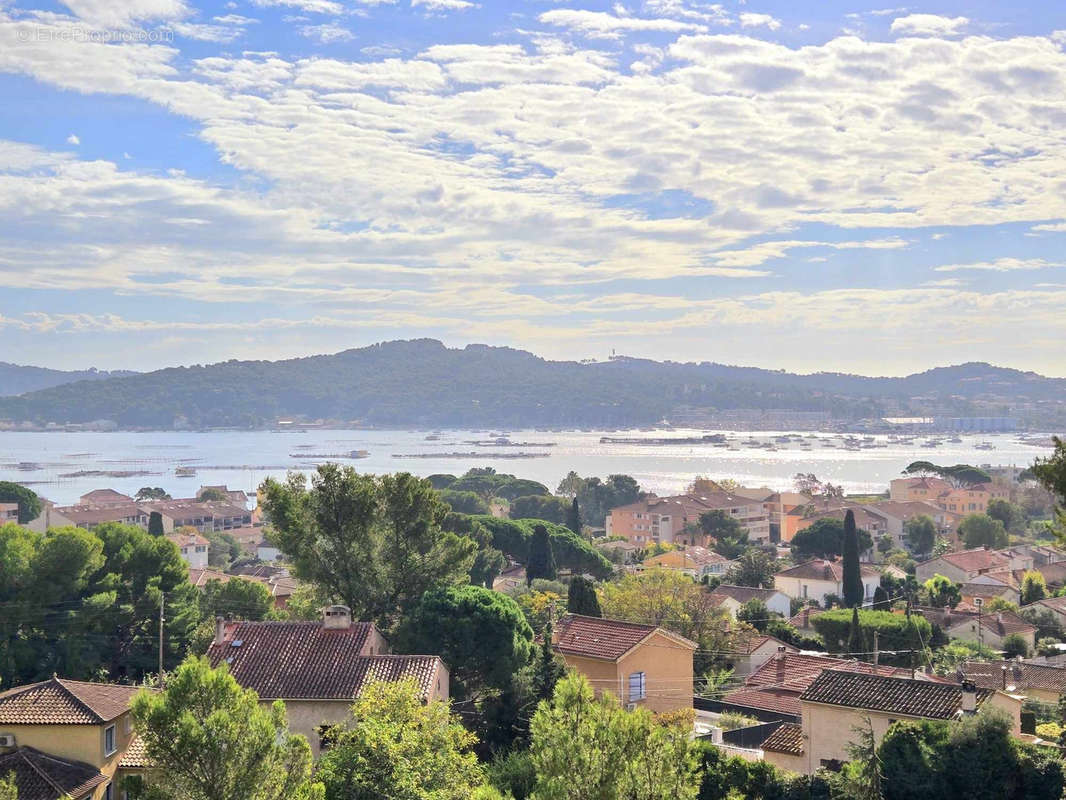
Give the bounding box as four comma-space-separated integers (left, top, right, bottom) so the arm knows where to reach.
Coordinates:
607, 491, 771, 545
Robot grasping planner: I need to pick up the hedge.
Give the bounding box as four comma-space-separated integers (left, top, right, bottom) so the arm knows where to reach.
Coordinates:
812, 609, 931, 667
471, 515, 613, 579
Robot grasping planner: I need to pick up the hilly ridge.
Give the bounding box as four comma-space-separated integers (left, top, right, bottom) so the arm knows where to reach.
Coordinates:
0, 339, 1061, 430
0, 362, 138, 397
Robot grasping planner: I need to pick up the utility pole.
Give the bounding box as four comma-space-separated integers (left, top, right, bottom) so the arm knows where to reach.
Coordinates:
873, 630, 879, 673
158, 592, 165, 686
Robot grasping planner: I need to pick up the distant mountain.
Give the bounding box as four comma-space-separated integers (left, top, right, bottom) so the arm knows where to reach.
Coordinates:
0, 362, 138, 397
0, 340, 1061, 429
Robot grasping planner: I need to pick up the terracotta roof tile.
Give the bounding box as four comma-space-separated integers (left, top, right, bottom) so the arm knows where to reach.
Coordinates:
206, 620, 442, 700
553, 614, 695, 661
775, 559, 881, 582
0, 677, 141, 725
119, 736, 150, 769
0, 747, 108, 800
928, 549, 1010, 574
961, 660, 1066, 693
800, 669, 992, 719
760, 722, 804, 755
722, 687, 805, 717
709, 585, 784, 606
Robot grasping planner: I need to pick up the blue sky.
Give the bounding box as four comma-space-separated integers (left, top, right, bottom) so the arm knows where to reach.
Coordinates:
1, 0, 1066, 376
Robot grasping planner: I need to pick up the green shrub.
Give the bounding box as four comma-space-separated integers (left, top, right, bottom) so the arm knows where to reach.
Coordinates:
812, 609, 930, 665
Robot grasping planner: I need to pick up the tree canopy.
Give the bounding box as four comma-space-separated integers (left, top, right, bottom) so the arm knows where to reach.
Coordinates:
698, 510, 749, 559
260, 465, 476, 623
791, 517, 873, 561
903, 515, 937, 555
841, 510, 863, 608
0, 481, 41, 524
959, 513, 1009, 549
129, 656, 320, 800
566, 576, 601, 617
392, 584, 533, 701
316, 678, 484, 800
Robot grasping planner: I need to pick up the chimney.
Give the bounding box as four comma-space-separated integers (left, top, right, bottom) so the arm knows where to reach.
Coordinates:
214, 616, 227, 646
1002, 665, 1008, 689
775, 645, 786, 683
961, 680, 978, 714
323, 605, 352, 630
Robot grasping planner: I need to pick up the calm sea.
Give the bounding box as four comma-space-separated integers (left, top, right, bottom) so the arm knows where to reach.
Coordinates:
0, 428, 1052, 506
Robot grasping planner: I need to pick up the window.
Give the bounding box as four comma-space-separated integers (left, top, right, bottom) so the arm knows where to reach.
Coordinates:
628, 671, 646, 702
104, 783, 113, 800
104, 724, 116, 756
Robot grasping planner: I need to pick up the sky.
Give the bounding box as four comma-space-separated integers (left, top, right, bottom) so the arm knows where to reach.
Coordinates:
2, 1, 1066, 376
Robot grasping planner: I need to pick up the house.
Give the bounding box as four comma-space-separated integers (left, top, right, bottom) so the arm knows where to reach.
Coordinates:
708, 585, 791, 620
0, 502, 19, 523
762, 492, 813, 543
1031, 596, 1066, 630
729, 633, 799, 678
773, 559, 882, 607
77, 489, 135, 508
865, 500, 959, 548
166, 532, 210, 569
196, 485, 250, 505
762, 669, 1022, 774
889, 476, 953, 504
959, 580, 1020, 608
788, 605, 824, 632
551, 614, 696, 714
919, 607, 1037, 652
0, 677, 147, 800
787, 503, 889, 542
58, 504, 150, 531
148, 501, 255, 535
206, 606, 448, 757
914, 548, 1012, 584
607, 491, 771, 545
642, 546, 731, 580
24, 499, 78, 533
960, 660, 1066, 705
721, 649, 920, 722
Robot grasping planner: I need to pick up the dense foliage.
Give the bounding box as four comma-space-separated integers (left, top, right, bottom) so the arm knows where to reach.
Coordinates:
959, 513, 1009, 549
260, 465, 476, 623
471, 515, 613, 579
317, 678, 484, 800
0, 521, 199, 686
392, 585, 534, 701
0, 481, 41, 524
812, 609, 931, 666
129, 656, 321, 800
791, 517, 873, 561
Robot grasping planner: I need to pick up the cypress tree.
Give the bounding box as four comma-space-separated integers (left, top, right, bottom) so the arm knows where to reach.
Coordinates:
566, 496, 582, 536
532, 620, 567, 704
842, 509, 863, 608
566, 576, 601, 617
848, 606, 865, 659
148, 511, 165, 537
527, 524, 557, 585
872, 584, 889, 611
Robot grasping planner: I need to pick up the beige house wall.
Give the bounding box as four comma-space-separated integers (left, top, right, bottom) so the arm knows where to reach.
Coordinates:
797, 693, 1022, 774
560, 631, 695, 715
0, 710, 137, 799
763, 748, 807, 774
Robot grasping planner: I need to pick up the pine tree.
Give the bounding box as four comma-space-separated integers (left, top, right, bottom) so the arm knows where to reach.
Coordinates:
527, 524, 557, 585
566, 497, 582, 536
842, 509, 863, 608
848, 606, 865, 659
532, 621, 567, 704
567, 576, 601, 617
148, 511, 165, 537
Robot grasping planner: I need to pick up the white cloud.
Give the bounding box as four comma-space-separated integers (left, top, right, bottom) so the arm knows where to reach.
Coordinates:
890, 13, 968, 36
934, 258, 1063, 272
66, 133, 80, 145
299, 22, 353, 43
249, 0, 345, 15
61, 0, 189, 26
411, 0, 474, 10
738, 12, 780, 31
539, 9, 706, 38
1031, 221, 1066, 233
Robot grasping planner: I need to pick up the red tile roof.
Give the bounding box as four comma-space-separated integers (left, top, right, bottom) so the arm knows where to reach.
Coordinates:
709, 585, 785, 606
961, 660, 1066, 693
927, 548, 1010, 574
0, 677, 142, 725
206, 620, 442, 700
800, 669, 992, 719
775, 559, 881, 582
553, 614, 695, 661
119, 736, 150, 769
760, 722, 804, 755
0, 747, 108, 800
